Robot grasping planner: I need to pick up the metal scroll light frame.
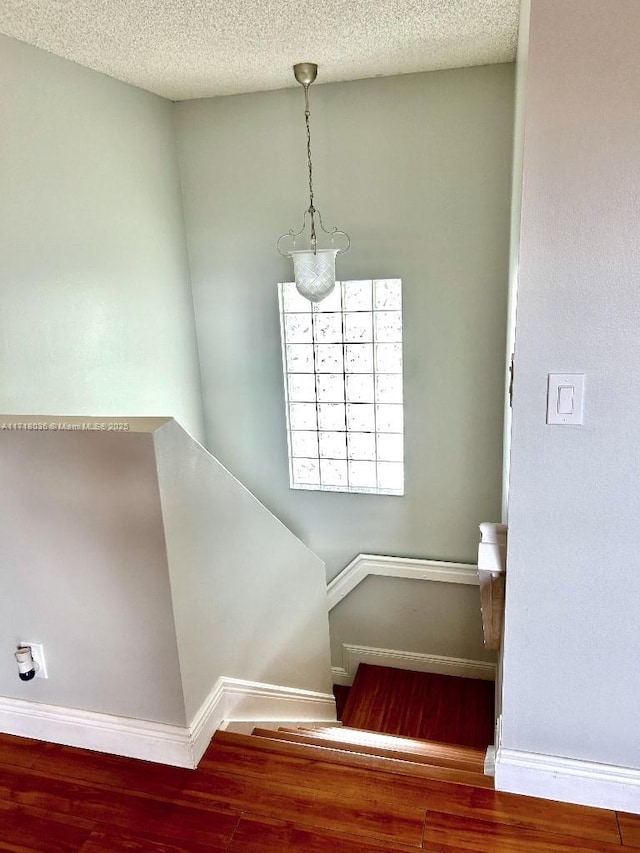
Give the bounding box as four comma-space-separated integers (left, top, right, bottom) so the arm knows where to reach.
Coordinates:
277, 63, 350, 300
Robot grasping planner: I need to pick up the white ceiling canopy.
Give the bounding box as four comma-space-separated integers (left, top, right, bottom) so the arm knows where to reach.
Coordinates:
0, 0, 519, 101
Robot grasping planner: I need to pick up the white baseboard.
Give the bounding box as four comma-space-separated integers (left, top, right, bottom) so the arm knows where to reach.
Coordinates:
189, 677, 336, 765
0, 677, 336, 770
327, 554, 479, 611
495, 747, 640, 814
332, 643, 496, 686
0, 695, 194, 767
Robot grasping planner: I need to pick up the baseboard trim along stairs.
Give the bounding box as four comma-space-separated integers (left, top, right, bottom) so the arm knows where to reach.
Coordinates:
328, 554, 495, 687
0, 676, 336, 769
327, 553, 479, 610
332, 642, 496, 685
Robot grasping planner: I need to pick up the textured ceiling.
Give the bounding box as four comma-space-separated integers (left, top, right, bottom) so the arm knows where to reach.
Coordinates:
0, 0, 519, 101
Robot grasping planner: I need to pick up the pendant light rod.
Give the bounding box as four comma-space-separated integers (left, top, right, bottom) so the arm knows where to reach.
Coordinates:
294, 63, 319, 251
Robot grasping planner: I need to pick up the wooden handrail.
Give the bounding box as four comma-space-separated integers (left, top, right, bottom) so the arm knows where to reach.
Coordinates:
478, 571, 506, 651
478, 523, 507, 651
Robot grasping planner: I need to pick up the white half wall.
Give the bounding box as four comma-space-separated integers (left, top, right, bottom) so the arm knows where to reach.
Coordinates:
0, 418, 335, 762
0, 424, 186, 725
153, 419, 334, 723
499, 0, 640, 812
0, 34, 204, 440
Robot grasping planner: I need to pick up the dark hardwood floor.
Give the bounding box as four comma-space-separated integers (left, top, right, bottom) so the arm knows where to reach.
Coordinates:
0, 725, 639, 852
341, 664, 495, 749
0, 664, 634, 851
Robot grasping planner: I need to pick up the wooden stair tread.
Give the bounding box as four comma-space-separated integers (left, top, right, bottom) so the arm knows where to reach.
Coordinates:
341, 663, 495, 749
278, 724, 487, 770
227, 729, 494, 789
210, 731, 493, 805
262, 727, 486, 774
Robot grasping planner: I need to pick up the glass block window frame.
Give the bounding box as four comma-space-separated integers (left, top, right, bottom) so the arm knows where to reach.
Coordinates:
278, 279, 404, 495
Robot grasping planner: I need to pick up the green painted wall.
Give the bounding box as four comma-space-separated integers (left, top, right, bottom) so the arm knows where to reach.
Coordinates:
176, 64, 514, 588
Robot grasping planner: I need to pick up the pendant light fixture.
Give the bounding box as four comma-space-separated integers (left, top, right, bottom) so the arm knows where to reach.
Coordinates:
277, 63, 350, 303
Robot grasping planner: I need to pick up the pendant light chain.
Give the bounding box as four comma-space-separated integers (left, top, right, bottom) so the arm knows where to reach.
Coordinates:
303, 85, 317, 252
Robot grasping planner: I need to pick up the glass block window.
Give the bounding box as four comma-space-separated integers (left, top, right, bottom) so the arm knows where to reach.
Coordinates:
278, 279, 404, 495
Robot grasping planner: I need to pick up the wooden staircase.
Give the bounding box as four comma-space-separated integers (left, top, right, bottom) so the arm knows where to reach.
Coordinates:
199, 725, 494, 849
235, 724, 493, 788
212, 660, 495, 797
194, 662, 497, 846
196, 725, 626, 851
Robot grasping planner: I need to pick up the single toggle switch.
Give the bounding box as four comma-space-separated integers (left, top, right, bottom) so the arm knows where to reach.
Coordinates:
557, 384, 574, 415
547, 374, 585, 425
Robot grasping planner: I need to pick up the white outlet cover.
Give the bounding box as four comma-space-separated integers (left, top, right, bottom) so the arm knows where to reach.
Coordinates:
19, 642, 48, 679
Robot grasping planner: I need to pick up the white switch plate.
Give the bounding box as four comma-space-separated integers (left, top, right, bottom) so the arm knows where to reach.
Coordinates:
547, 374, 585, 425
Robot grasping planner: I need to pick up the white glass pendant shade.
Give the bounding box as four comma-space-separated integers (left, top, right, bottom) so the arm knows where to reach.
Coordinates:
290, 248, 338, 303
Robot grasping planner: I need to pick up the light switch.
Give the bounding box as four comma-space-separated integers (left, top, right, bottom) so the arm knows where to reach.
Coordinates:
547, 374, 585, 425
557, 385, 574, 415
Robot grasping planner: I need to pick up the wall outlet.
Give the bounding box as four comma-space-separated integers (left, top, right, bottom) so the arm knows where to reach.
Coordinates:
19, 642, 48, 679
